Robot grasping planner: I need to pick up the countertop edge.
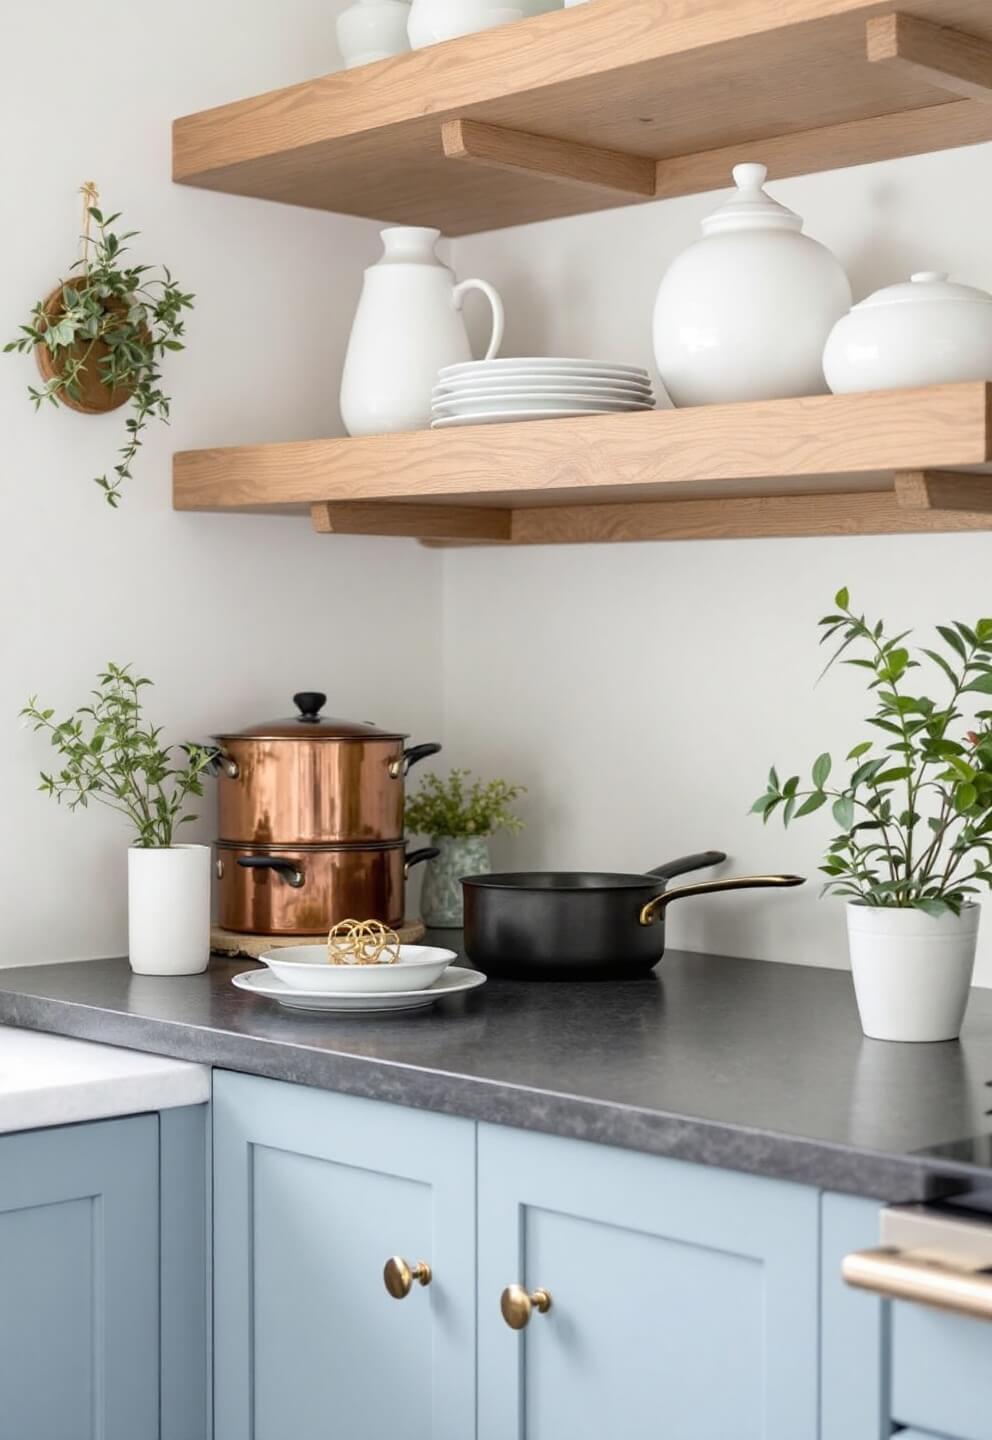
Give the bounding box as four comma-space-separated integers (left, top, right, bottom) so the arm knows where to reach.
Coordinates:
0, 989, 982, 1203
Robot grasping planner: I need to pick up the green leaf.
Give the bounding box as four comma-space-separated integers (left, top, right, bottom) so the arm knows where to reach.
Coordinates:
835, 586, 850, 610
812, 753, 832, 788
846, 741, 872, 761
963, 673, 992, 695
938, 624, 968, 661
832, 796, 856, 831
795, 792, 827, 818
956, 783, 979, 813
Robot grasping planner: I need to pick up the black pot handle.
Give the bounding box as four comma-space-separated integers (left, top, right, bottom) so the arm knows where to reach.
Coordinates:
405, 847, 441, 877
640, 874, 805, 927
237, 856, 305, 889
646, 852, 728, 881
293, 692, 327, 722
390, 743, 442, 779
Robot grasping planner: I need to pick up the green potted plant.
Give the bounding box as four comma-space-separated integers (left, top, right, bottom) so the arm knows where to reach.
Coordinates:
405, 768, 526, 928
5, 185, 193, 506
752, 589, 992, 1042
22, 664, 217, 975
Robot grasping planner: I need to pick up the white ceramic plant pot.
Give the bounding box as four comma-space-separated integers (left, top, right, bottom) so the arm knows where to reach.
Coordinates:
847, 902, 980, 1043
336, 0, 411, 68
823, 271, 992, 394
652, 162, 852, 407
340, 226, 504, 435
128, 845, 211, 977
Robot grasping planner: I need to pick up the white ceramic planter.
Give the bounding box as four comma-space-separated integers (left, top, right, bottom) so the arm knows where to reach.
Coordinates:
652, 162, 851, 407
847, 902, 980, 1043
128, 845, 211, 977
337, 0, 411, 68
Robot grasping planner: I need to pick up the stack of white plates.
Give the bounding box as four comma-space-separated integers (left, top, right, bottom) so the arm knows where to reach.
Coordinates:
431, 358, 655, 428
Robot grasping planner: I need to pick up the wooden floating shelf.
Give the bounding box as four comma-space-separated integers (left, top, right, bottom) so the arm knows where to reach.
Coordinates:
172, 0, 992, 234
173, 383, 992, 544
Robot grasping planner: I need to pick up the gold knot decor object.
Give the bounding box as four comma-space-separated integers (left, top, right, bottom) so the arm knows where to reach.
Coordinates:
327, 919, 401, 966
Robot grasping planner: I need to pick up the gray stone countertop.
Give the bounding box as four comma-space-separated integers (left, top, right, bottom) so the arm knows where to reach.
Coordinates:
0, 941, 990, 1202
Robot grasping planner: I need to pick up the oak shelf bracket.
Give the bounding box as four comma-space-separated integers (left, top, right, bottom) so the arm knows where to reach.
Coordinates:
440, 118, 657, 198
894, 470, 992, 513
310, 500, 513, 541
867, 13, 992, 102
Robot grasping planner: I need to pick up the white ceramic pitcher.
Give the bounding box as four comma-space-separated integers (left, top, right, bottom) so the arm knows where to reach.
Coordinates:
340, 227, 504, 435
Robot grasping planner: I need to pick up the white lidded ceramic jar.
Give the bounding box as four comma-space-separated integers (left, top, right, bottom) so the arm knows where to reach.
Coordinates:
337, 0, 411, 68
408, 0, 529, 46
340, 226, 504, 435
823, 271, 992, 394
847, 902, 980, 1043
653, 163, 852, 407
128, 844, 211, 977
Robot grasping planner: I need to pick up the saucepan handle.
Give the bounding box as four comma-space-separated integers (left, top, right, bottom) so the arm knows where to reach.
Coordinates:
205, 746, 239, 781
646, 852, 727, 881
639, 875, 805, 927
237, 857, 305, 889
390, 743, 442, 779
405, 847, 441, 878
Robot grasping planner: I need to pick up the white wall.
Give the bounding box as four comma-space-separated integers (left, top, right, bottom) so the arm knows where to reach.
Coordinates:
0, 0, 443, 964
449, 143, 992, 985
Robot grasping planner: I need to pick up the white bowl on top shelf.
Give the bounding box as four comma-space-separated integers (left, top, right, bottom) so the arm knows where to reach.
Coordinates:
259, 944, 458, 993
408, 0, 529, 46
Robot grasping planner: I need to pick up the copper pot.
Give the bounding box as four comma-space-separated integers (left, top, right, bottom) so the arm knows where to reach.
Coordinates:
213, 693, 441, 846
216, 842, 439, 936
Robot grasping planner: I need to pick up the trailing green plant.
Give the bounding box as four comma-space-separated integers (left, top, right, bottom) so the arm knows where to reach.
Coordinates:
5, 191, 193, 506
751, 589, 992, 916
21, 663, 216, 849
406, 769, 526, 839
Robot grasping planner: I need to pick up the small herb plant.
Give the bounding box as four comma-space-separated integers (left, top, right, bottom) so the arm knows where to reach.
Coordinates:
406, 769, 526, 839
751, 589, 992, 917
21, 663, 216, 849
5, 188, 193, 506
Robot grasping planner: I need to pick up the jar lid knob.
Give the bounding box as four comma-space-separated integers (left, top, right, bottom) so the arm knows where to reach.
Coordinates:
293, 692, 327, 722
732, 162, 768, 191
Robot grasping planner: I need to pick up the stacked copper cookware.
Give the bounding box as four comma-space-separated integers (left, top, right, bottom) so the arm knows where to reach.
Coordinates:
214, 692, 440, 936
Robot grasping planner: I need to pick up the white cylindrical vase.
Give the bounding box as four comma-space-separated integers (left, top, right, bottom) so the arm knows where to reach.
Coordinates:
847, 902, 980, 1043
128, 844, 211, 977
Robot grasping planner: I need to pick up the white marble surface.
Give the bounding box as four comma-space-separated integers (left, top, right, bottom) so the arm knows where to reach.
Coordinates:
0, 1026, 209, 1134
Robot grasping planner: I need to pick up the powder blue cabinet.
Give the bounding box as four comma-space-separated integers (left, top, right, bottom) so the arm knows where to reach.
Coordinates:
0, 1115, 160, 1440
0, 1105, 208, 1440
212, 1071, 476, 1440
477, 1123, 821, 1440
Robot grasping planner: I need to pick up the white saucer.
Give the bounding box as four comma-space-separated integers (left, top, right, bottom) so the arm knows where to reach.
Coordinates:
433, 393, 653, 417
232, 965, 486, 1013
439, 358, 649, 381
434, 376, 654, 399
431, 408, 649, 428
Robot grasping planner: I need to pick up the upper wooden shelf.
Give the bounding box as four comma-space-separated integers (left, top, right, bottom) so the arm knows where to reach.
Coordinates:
172, 0, 992, 234
173, 383, 992, 544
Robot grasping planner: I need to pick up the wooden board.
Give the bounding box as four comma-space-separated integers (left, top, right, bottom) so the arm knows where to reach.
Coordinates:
172, 0, 992, 234
211, 919, 426, 958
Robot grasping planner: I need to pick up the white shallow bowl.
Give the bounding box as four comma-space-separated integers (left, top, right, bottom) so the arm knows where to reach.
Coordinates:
233, 966, 485, 1013
433, 393, 653, 417
259, 944, 457, 993
434, 377, 654, 399
431, 408, 637, 427
439, 358, 649, 381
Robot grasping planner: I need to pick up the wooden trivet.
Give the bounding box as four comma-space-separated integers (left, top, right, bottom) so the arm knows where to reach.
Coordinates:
211, 919, 425, 959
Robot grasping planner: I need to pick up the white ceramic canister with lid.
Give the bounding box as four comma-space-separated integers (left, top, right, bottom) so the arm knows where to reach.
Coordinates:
824, 271, 992, 393
652, 162, 852, 407
337, 0, 412, 68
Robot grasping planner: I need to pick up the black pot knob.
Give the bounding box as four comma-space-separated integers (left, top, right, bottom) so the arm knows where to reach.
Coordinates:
293, 692, 327, 722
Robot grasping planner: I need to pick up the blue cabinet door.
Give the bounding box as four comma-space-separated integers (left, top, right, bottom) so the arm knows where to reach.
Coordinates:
213, 1071, 476, 1440
477, 1124, 820, 1440
0, 1114, 160, 1440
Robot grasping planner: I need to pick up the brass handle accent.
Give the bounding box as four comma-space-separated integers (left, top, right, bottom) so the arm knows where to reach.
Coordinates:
639, 874, 805, 927
500, 1284, 552, 1330
843, 1248, 992, 1322
383, 1256, 432, 1300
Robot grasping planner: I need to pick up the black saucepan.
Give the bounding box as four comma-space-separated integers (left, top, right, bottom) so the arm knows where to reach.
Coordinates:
462, 851, 805, 980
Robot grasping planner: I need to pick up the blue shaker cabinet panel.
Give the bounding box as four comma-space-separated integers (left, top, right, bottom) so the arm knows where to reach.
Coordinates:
820, 1193, 890, 1440
0, 1114, 160, 1440
476, 1123, 820, 1440
212, 1071, 476, 1440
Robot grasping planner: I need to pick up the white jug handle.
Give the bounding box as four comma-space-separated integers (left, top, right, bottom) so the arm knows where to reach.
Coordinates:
452, 278, 505, 362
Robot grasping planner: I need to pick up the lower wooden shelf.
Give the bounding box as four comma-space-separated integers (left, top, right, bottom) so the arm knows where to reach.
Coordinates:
173, 383, 992, 545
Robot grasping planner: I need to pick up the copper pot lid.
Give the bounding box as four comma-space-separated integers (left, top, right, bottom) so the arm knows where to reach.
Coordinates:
214, 692, 406, 742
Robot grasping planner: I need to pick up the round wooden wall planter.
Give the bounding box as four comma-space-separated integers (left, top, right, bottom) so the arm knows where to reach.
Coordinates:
35, 282, 133, 415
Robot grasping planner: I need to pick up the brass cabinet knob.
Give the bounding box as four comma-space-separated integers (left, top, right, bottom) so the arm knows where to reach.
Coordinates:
383, 1256, 432, 1300
500, 1284, 552, 1330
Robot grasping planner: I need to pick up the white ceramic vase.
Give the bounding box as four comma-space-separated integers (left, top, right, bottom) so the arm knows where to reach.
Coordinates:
847, 902, 980, 1043
340, 226, 504, 435
823, 271, 992, 395
128, 845, 211, 977
652, 162, 852, 407
408, 0, 527, 46
337, 0, 411, 68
